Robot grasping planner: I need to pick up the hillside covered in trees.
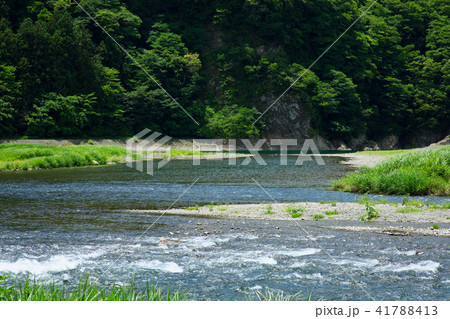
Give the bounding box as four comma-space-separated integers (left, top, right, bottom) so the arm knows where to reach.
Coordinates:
0, 0, 449, 145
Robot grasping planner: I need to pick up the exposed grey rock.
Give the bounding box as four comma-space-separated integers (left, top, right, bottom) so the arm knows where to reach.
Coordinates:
378, 134, 399, 150
405, 131, 444, 148
428, 135, 450, 147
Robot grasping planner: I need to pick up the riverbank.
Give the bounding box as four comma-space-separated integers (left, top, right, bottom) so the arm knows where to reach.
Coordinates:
130, 201, 450, 237
0, 144, 249, 171
333, 146, 450, 196
0, 144, 127, 170
323, 153, 388, 168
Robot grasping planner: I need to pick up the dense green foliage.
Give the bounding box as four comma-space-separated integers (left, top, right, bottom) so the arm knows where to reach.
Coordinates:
0, 143, 127, 169
0, 0, 449, 141
0, 275, 188, 301
333, 146, 450, 196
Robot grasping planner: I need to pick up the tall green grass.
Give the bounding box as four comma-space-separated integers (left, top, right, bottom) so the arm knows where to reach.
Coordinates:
333, 146, 450, 196
0, 275, 188, 301
0, 144, 227, 170
0, 144, 127, 170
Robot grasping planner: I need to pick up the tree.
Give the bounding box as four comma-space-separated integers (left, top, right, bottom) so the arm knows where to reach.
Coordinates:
0, 65, 21, 137
26, 93, 98, 137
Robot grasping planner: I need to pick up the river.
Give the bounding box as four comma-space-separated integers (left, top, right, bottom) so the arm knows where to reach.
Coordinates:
0, 156, 449, 300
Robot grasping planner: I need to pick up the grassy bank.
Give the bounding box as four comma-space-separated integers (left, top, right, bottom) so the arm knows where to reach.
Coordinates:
332, 146, 450, 196
0, 144, 127, 170
0, 275, 187, 301
0, 275, 315, 301
0, 144, 214, 171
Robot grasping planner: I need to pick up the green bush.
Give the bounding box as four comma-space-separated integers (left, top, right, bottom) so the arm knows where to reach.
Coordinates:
360, 203, 380, 221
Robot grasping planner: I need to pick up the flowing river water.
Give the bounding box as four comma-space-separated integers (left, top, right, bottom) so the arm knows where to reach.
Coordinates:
0, 156, 449, 300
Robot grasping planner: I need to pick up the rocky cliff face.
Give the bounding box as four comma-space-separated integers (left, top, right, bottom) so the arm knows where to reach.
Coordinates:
259, 94, 334, 150
261, 95, 447, 151
261, 95, 312, 139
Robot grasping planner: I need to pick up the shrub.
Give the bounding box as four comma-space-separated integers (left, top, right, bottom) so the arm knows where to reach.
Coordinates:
313, 214, 324, 219
360, 203, 380, 221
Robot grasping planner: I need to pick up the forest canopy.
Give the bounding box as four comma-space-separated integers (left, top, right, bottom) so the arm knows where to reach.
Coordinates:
0, 0, 449, 143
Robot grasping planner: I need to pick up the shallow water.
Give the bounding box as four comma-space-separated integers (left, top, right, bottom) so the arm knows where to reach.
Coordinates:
0, 156, 449, 300
0, 215, 449, 300
0, 157, 447, 212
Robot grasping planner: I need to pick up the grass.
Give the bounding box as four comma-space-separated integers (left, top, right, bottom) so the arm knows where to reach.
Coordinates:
1, 275, 318, 301
264, 204, 276, 215
0, 275, 188, 301
395, 207, 422, 213
427, 201, 450, 209
333, 146, 450, 196
319, 200, 337, 206
0, 144, 127, 170
0, 144, 229, 171
313, 214, 324, 219
205, 202, 215, 211
185, 205, 200, 211
356, 149, 412, 156
401, 195, 425, 207
285, 204, 305, 214
357, 194, 388, 205
290, 212, 303, 218
324, 210, 339, 215
163, 149, 209, 158
432, 224, 440, 230
254, 290, 311, 301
